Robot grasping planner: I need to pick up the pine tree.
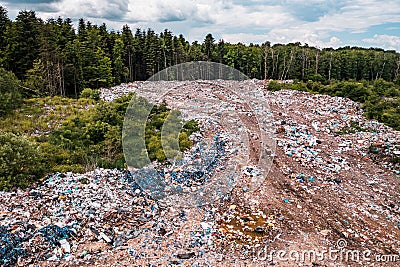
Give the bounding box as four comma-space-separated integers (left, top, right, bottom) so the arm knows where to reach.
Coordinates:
4, 10, 42, 79
0, 6, 10, 66
203, 33, 215, 61
112, 36, 128, 84
121, 25, 135, 81
0, 68, 21, 115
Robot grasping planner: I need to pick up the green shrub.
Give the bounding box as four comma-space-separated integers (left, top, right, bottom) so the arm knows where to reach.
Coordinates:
309, 73, 326, 83
0, 132, 44, 190
52, 164, 85, 173
266, 80, 282, 91
0, 92, 200, 190
80, 88, 100, 100
145, 105, 199, 162
0, 68, 22, 116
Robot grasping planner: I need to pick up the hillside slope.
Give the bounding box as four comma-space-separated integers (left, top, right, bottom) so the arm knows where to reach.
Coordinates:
1, 80, 399, 266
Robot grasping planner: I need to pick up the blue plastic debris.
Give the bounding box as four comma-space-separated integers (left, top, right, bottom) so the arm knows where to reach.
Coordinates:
128, 249, 136, 256
38, 225, 72, 247
0, 225, 28, 266
179, 211, 187, 221
0, 224, 72, 266
129, 133, 227, 203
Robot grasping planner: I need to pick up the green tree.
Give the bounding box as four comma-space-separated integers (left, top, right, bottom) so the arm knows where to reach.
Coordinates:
64, 39, 84, 97
24, 59, 48, 94
92, 47, 113, 87
121, 25, 135, 81
145, 29, 161, 77
112, 36, 128, 84
0, 68, 21, 115
203, 33, 215, 61
0, 132, 44, 190
0, 6, 10, 66
160, 29, 173, 69
4, 10, 42, 79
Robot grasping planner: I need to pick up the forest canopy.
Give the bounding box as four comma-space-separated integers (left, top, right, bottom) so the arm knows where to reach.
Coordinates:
0, 6, 399, 98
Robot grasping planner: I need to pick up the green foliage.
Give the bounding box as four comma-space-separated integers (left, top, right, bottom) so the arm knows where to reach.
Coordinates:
0, 131, 44, 190
266, 81, 282, 91
335, 121, 370, 135
373, 79, 400, 97
144, 102, 199, 162
80, 88, 100, 100
329, 81, 372, 102
1, 7, 400, 96
183, 119, 200, 135
0, 6, 10, 55
0, 75, 199, 189
0, 67, 22, 116
24, 59, 47, 94
49, 93, 199, 170
286, 82, 308, 92
52, 164, 85, 174
3, 10, 42, 79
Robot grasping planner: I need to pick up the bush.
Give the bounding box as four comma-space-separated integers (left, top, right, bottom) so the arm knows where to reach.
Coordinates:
266, 80, 282, 91
145, 106, 199, 162
0, 132, 44, 190
80, 88, 100, 100
0, 68, 22, 116
52, 164, 85, 173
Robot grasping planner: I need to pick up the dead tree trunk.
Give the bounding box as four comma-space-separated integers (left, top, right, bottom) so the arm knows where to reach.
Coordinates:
301, 48, 306, 80
271, 49, 275, 79
263, 46, 269, 80
328, 52, 333, 84
280, 55, 286, 80
376, 54, 386, 80
283, 49, 294, 80
394, 56, 400, 81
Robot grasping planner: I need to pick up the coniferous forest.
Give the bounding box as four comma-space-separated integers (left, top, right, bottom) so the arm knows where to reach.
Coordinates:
1, 7, 400, 97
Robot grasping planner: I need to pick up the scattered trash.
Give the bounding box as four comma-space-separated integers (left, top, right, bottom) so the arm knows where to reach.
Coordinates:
60, 239, 70, 254
176, 252, 196, 259
0, 80, 398, 265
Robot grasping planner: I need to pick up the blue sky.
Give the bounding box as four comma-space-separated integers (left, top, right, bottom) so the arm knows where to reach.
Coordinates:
1, 0, 400, 51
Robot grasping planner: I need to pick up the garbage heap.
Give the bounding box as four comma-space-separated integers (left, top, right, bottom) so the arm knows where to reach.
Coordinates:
1, 80, 399, 266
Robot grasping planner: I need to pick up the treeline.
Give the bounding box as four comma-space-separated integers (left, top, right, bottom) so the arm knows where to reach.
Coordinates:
1, 6, 400, 98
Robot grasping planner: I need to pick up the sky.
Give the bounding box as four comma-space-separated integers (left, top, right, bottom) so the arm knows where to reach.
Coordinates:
1, 0, 400, 51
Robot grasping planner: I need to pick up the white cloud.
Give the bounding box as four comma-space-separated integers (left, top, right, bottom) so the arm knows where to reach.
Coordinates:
328, 36, 341, 47
312, 0, 400, 32
124, 0, 202, 23
220, 33, 269, 44
363, 34, 400, 51
48, 0, 129, 20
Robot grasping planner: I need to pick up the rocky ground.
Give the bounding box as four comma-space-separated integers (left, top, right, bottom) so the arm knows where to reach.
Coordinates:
1, 80, 399, 266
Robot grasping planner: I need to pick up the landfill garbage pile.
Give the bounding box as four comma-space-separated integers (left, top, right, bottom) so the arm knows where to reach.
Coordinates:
130, 132, 230, 205
1, 80, 399, 266
99, 83, 141, 102
0, 170, 161, 266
